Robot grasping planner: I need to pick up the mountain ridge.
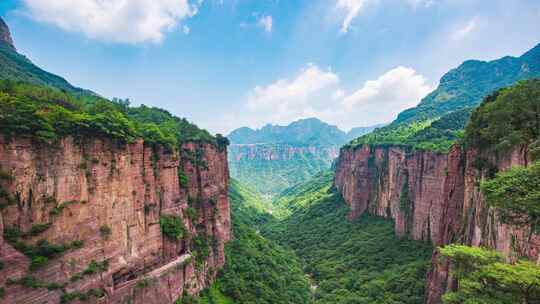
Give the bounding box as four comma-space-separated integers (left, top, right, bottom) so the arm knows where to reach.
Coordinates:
229, 117, 382, 146
393, 42, 540, 126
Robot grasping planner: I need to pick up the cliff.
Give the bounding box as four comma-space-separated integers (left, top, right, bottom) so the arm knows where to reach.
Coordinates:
334, 144, 540, 304
0, 136, 231, 304
229, 143, 339, 197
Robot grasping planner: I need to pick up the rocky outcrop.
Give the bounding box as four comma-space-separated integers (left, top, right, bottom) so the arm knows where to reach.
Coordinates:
334, 144, 540, 304
0, 17, 15, 50
0, 136, 231, 304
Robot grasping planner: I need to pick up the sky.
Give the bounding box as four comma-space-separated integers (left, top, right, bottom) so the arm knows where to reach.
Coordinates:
1, 0, 540, 134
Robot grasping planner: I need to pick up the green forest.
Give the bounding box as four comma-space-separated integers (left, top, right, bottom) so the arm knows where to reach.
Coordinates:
198, 174, 433, 304
0, 80, 224, 149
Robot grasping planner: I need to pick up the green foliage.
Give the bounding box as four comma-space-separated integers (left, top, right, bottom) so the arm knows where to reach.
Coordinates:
0, 287, 4, 298
50, 200, 78, 216
127, 104, 216, 145
160, 215, 185, 240
192, 235, 211, 265
60, 288, 105, 304
395, 44, 540, 125
481, 161, 540, 233
197, 283, 234, 304
349, 108, 472, 153
265, 173, 433, 304
185, 207, 198, 221
200, 180, 311, 304
29, 223, 52, 236
99, 225, 112, 239
228, 118, 350, 146
349, 45, 540, 153
440, 244, 540, 304
0, 81, 219, 148
229, 143, 336, 197
228, 118, 379, 197
3, 227, 83, 271
6, 275, 64, 290
465, 79, 540, 154
81, 259, 109, 276
0, 41, 83, 93
178, 169, 189, 188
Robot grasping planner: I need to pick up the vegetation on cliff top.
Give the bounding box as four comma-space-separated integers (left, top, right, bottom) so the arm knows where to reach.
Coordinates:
0, 80, 225, 148
440, 244, 540, 304
464, 79, 540, 155
347, 108, 471, 153
481, 160, 540, 234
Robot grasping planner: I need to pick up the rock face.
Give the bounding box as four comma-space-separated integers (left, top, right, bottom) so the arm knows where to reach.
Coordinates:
229, 143, 339, 196
0, 17, 15, 50
0, 136, 231, 304
334, 144, 540, 304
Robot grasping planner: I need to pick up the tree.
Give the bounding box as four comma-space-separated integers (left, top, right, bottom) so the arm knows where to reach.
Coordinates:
481, 161, 540, 234
441, 244, 540, 304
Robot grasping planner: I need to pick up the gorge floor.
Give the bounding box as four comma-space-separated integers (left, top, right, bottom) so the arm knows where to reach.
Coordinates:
200, 173, 433, 304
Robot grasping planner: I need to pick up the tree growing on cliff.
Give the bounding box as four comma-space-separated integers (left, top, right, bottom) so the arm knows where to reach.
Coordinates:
464, 79, 540, 155
481, 161, 540, 234
440, 244, 540, 304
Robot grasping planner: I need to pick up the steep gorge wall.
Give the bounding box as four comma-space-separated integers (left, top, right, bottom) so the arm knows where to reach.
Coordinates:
334, 144, 540, 304
0, 136, 231, 304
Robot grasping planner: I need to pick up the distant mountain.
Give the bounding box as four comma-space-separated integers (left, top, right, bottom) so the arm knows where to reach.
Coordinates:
229, 117, 382, 146
394, 43, 540, 125
349, 43, 540, 152
229, 118, 345, 146
228, 118, 381, 197
0, 17, 85, 94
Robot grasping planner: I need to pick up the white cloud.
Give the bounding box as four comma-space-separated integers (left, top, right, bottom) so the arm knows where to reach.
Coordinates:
236, 65, 431, 131
335, 0, 435, 34
246, 64, 339, 124
332, 89, 345, 100
336, 0, 372, 34
340, 67, 432, 123
257, 15, 273, 33
451, 18, 478, 41
22, 0, 200, 43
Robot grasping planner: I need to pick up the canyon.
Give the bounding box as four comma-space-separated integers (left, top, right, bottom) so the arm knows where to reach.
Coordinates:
334, 143, 539, 303
0, 136, 231, 303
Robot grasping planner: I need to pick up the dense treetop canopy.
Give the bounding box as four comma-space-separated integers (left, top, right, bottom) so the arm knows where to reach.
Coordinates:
0, 80, 224, 149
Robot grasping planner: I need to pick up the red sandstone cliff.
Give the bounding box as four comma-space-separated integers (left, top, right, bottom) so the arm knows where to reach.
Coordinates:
0, 136, 231, 304
334, 144, 540, 304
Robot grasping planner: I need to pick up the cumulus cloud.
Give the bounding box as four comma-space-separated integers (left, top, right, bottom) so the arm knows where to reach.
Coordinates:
339, 66, 432, 124
22, 0, 200, 43
257, 15, 273, 33
238, 65, 432, 131
246, 64, 339, 124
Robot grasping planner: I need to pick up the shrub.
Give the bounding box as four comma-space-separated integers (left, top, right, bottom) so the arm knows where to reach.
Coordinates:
186, 207, 198, 221
159, 215, 185, 240
29, 223, 52, 236
99, 225, 112, 239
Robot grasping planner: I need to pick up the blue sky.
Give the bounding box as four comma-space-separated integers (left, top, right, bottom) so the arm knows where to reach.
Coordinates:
1, 0, 540, 134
